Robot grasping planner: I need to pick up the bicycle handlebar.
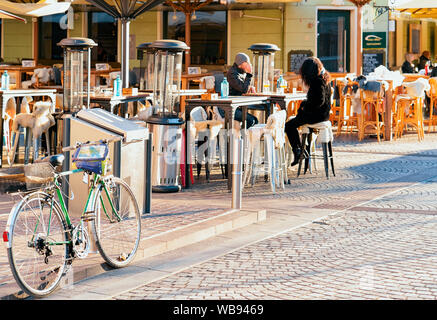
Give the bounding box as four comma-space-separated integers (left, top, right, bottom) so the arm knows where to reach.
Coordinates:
62, 136, 123, 152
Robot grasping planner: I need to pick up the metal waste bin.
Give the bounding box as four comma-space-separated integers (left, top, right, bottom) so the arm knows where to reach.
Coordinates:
64, 108, 151, 218
147, 40, 189, 193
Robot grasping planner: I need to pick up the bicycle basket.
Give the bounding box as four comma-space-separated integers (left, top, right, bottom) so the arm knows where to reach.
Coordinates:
72, 143, 109, 175
24, 162, 55, 190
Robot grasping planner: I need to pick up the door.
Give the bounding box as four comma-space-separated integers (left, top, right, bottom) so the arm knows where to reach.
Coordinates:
317, 10, 351, 73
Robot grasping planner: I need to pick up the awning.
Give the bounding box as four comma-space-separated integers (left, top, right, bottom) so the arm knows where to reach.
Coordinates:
234, 0, 300, 2
84, 0, 164, 19
0, 0, 71, 17
0, 8, 26, 22
392, 0, 437, 19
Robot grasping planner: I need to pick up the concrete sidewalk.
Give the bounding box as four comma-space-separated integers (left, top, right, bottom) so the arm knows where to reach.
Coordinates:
2, 131, 437, 299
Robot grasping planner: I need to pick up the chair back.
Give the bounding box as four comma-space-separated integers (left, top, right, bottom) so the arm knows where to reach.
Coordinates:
190, 106, 208, 122
429, 78, 437, 97
360, 88, 383, 121
265, 109, 287, 148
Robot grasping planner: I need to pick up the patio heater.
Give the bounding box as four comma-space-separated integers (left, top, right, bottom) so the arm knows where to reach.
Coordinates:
58, 37, 97, 113
137, 42, 155, 91
248, 43, 280, 93
147, 39, 189, 193
57, 37, 97, 174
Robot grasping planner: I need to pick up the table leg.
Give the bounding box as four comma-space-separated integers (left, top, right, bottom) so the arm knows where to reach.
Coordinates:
384, 88, 393, 141
184, 106, 192, 189
226, 107, 236, 191
15, 71, 21, 89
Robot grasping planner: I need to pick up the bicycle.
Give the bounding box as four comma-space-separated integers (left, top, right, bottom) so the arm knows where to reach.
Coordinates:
3, 136, 141, 298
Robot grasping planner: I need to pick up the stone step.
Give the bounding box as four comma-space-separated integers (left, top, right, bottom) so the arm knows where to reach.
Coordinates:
2, 208, 266, 299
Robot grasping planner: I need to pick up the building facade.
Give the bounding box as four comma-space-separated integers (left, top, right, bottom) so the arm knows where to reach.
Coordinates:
0, 0, 435, 76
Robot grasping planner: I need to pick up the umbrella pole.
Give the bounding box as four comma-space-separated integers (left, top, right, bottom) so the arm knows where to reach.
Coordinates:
121, 18, 130, 88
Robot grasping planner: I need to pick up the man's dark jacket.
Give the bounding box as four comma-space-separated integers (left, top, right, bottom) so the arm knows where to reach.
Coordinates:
226, 63, 253, 96
401, 60, 415, 74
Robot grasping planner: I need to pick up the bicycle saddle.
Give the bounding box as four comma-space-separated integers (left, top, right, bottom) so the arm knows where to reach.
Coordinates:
34, 154, 65, 167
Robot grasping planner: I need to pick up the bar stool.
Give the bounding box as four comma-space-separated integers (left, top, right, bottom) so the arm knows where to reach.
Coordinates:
297, 120, 335, 179
188, 106, 224, 182
243, 110, 288, 193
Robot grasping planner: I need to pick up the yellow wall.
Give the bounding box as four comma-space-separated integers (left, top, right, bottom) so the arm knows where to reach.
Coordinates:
230, 9, 283, 70
3, 19, 33, 63
129, 11, 158, 69
68, 12, 84, 38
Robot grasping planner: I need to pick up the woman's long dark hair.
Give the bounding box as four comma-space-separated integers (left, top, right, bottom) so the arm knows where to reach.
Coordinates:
299, 57, 331, 87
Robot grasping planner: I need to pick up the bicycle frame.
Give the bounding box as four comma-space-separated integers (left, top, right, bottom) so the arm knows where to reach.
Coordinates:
4, 168, 122, 250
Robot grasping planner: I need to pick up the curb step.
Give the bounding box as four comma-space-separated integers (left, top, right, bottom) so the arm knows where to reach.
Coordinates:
73, 209, 267, 282
3, 208, 266, 300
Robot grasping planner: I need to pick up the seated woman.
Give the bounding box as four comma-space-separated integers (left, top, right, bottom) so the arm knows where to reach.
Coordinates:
285, 57, 332, 166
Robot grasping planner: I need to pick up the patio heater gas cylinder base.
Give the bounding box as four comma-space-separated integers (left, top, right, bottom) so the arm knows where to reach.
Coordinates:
152, 185, 182, 193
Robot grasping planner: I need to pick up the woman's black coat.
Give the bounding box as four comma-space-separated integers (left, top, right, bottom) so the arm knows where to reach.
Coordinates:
296, 76, 332, 124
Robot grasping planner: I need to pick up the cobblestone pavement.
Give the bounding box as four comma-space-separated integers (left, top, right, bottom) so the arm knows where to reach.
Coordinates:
114, 180, 437, 299
113, 133, 437, 300
3, 131, 437, 299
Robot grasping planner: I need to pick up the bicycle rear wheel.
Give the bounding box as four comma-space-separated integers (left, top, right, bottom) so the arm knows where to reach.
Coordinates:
93, 177, 141, 268
6, 192, 69, 298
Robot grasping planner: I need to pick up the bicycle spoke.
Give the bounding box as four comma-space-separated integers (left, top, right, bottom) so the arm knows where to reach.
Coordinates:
7, 194, 67, 297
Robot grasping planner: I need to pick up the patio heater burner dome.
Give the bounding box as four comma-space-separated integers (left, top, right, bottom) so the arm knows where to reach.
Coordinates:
248, 43, 280, 93
248, 43, 280, 53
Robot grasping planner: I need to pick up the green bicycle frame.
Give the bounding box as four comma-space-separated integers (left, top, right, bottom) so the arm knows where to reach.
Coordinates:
43, 169, 122, 247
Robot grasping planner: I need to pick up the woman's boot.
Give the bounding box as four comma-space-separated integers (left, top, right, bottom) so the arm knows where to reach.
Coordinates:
290, 148, 302, 167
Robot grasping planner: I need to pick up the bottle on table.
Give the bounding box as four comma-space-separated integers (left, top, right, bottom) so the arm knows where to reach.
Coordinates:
1, 71, 10, 90
220, 77, 229, 98
113, 74, 122, 97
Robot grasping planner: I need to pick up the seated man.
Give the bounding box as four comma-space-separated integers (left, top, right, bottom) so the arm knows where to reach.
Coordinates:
401, 53, 416, 74
217, 53, 259, 128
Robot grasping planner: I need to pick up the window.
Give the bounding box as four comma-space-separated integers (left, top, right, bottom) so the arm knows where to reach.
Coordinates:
164, 10, 227, 65
39, 13, 67, 61
88, 12, 117, 63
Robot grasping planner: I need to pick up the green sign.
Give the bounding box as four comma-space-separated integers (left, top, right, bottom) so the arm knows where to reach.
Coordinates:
363, 32, 387, 49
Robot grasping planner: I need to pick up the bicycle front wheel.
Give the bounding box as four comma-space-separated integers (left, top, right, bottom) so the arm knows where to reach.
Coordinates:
6, 192, 69, 298
93, 177, 141, 268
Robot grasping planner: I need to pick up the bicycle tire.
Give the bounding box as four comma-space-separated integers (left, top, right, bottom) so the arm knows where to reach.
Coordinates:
93, 177, 141, 268
6, 192, 69, 298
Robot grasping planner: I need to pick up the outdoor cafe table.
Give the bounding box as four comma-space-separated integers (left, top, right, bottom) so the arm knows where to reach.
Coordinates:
140, 88, 207, 113
184, 95, 269, 190
244, 92, 307, 120
90, 92, 153, 117
0, 65, 49, 89
0, 88, 57, 167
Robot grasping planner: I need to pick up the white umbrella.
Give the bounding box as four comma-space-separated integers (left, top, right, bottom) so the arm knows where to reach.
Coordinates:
391, 0, 437, 9
0, 0, 71, 17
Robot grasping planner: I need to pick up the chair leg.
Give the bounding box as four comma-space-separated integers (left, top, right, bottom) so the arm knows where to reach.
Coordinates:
24, 128, 31, 165
304, 130, 313, 174
251, 142, 260, 186
33, 136, 40, 162
328, 141, 335, 177
265, 135, 275, 193
297, 133, 308, 177
322, 142, 329, 180
9, 127, 20, 167
45, 131, 51, 157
